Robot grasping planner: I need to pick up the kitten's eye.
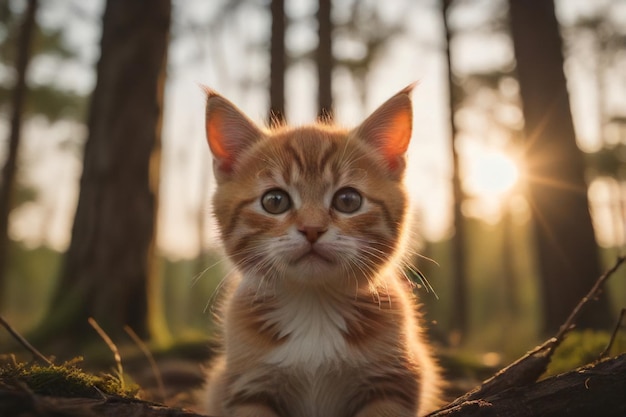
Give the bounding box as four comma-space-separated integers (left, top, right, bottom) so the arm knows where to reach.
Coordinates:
332, 187, 362, 213
261, 189, 291, 214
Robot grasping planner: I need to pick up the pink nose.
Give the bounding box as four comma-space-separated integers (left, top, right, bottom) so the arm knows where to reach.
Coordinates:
299, 226, 327, 243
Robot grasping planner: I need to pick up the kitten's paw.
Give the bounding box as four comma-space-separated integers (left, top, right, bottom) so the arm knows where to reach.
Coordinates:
230, 404, 280, 417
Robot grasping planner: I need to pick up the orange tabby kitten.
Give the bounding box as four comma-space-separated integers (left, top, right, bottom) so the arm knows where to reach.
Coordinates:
201, 85, 442, 417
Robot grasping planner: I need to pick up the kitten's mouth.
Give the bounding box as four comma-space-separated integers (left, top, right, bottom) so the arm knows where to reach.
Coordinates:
294, 248, 333, 264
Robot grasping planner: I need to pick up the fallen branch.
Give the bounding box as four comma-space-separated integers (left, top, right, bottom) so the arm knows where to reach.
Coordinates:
434, 255, 626, 413
429, 353, 626, 417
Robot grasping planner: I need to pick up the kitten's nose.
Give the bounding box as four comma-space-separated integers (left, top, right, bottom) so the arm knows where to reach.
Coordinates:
299, 226, 327, 243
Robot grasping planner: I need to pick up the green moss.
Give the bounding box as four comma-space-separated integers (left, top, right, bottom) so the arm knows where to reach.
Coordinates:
0, 359, 139, 399
545, 330, 626, 376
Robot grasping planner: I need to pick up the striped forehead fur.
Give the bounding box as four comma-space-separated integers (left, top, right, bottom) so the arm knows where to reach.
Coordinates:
237, 124, 393, 182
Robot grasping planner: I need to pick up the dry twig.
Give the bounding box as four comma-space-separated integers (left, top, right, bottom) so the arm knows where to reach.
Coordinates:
0, 315, 52, 365
124, 325, 166, 402
87, 317, 124, 389
554, 255, 626, 342
599, 308, 626, 360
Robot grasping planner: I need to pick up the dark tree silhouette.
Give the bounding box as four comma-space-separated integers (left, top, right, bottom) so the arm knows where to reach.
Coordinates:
269, 0, 286, 124
441, 0, 468, 342
0, 0, 38, 310
40, 0, 171, 343
316, 0, 333, 120
508, 0, 612, 334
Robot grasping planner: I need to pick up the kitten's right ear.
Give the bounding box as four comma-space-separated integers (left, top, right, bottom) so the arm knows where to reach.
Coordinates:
204, 87, 264, 175
352, 84, 415, 176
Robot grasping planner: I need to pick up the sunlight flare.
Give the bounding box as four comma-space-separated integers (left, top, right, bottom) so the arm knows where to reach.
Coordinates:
465, 148, 521, 199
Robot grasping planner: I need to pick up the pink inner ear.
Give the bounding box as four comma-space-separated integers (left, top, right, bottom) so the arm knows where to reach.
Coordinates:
206, 108, 234, 172
205, 92, 263, 174
357, 92, 413, 173
384, 111, 411, 161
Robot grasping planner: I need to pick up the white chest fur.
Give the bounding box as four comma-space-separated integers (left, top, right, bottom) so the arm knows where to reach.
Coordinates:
261, 290, 355, 369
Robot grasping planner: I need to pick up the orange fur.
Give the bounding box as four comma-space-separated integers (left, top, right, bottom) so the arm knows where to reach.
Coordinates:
201, 86, 443, 417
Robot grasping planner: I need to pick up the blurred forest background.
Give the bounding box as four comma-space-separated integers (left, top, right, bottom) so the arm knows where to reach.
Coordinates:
0, 0, 625, 368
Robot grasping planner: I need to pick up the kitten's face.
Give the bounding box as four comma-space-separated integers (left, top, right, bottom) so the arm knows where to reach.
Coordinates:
205, 87, 414, 288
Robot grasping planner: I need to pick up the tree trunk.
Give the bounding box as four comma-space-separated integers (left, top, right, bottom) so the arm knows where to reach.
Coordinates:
316, 0, 333, 121
42, 0, 171, 344
441, 0, 468, 343
508, 0, 612, 334
0, 0, 38, 311
269, 0, 286, 125
501, 207, 519, 316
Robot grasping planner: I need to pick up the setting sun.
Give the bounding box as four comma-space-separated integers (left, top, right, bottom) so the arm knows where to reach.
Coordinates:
465, 148, 521, 199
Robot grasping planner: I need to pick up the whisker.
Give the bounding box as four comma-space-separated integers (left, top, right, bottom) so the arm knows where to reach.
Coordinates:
405, 265, 438, 299
204, 265, 238, 314
191, 256, 230, 287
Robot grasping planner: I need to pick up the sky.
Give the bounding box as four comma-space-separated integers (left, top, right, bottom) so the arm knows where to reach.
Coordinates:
4, 0, 625, 258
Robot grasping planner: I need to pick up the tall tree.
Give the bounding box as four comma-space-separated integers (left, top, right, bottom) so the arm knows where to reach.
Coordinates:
269, 0, 286, 124
316, 0, 333, 120
41, 0, 171, 343
0, 0, 38, 310
508, 0, 612, 334
565, 9, 626, 254
0, 10, 85, 121
441, 0, 468, 343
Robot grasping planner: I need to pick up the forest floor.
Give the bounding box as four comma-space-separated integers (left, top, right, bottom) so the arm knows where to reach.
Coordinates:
0, 334, 496, 415
1, 256, 625, 416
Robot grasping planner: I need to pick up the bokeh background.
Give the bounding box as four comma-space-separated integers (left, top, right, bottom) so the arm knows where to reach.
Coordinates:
1, 0, 625, 376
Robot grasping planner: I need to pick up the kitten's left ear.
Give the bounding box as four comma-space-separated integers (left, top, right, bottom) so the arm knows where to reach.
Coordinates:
353, 83, 415, 175
204, 87, 264, 176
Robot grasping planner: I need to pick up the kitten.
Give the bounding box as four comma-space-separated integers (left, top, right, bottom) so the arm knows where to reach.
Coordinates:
201, 85, 442, 417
